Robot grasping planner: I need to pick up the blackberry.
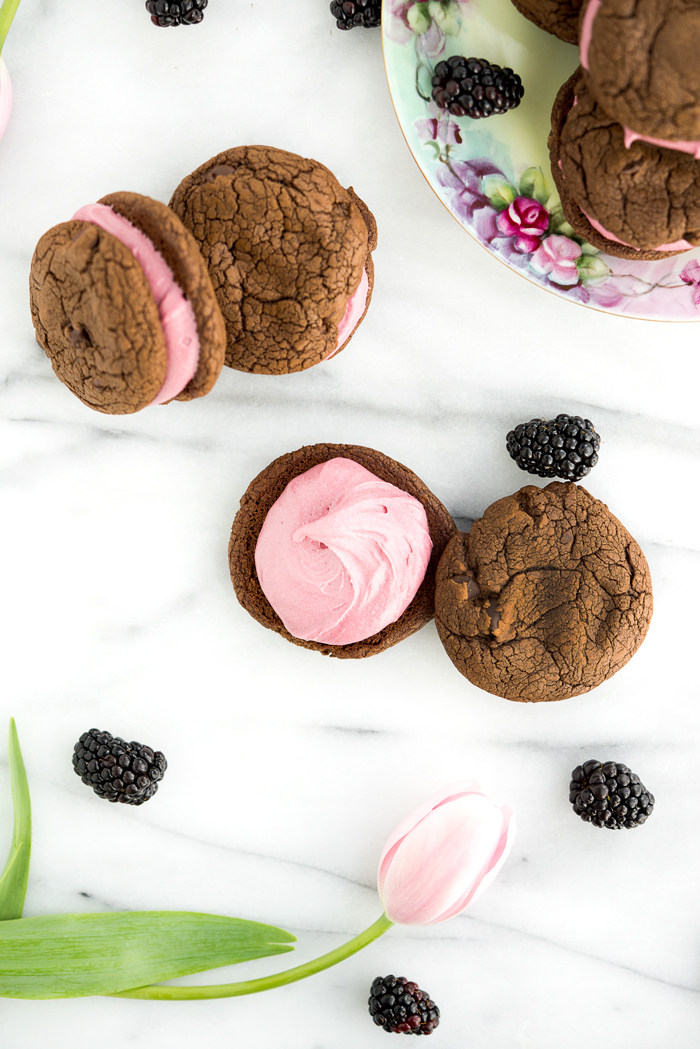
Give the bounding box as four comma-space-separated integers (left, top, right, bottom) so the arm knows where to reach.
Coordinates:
330, 0, 381, 29
431, 56, 524, 119
146, 0, 208, 27
506, 414, 600, 481
368, 975, 440, 1035
570, 760, 654, 829
73, 729, 167, 805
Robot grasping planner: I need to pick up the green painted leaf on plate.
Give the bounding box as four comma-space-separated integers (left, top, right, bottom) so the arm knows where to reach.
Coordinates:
483, 176, 517, 211
577, 253, 611, 281
518, 167, 549, 206
0, 911, 296, 999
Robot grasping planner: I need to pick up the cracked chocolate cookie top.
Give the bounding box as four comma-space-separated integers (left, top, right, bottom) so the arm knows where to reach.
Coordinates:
550, 70, 700, 255
582, 0, 700, 140
511, 0, 583, 44
169, 145, 376, 375
229, 443, 456, 659
435, 482, 653, 702
29, 192, 226, 414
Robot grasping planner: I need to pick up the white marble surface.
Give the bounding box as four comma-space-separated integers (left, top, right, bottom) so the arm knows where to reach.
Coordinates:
2, 1, 700, 1045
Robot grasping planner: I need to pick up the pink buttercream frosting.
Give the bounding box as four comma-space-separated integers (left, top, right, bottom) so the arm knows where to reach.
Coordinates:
324, 268, 370, 362
72, 203, 200, 405
579, 0, 601, 71
622, 126, 700, 159
254, 457, 433, 645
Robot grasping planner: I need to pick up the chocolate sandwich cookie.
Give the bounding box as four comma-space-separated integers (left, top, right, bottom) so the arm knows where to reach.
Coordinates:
580, 0, 700, 143
435, 482, 652, 703
170, 146, 377, 375
30, 192, 226, 414
511, 0, 582, 44
549, 70, 700, 258
229, 444, 456, 658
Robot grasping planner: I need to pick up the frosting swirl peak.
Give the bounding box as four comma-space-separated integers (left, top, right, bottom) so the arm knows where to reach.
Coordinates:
255, 457, 433, 645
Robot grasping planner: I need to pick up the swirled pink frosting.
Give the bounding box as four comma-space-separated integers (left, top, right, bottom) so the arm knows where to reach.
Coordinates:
72, 203, 200, 405
255, 457, 433, 645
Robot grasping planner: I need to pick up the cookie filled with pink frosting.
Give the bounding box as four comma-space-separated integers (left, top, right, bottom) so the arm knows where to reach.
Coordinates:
549, 70, 700, 259
229, 444, 457, 658
169, 146, 377, 375
30, 192, 226, 414
580, 0, 700, 146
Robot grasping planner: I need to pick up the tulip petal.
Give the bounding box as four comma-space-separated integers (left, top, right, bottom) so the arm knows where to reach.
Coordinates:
377, 780, 483, 894
379, 793, 512, 925
0, 58, 12, 144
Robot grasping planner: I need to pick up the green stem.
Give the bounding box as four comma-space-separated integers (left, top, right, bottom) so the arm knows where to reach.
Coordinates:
111, 912, 394, 1001
0, 0, 21, 55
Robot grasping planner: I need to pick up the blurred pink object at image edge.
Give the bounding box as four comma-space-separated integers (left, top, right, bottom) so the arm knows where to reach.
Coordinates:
378, 781, 516, 926
0, 57, 12, 142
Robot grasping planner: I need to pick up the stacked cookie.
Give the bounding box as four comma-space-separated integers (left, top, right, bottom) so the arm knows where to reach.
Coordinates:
551, 0, 700, 258
29, 146, 377, 414
511, 0, 700, 258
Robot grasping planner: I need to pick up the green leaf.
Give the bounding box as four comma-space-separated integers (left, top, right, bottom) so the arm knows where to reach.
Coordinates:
576, 253, 610, 281
519, 167, 549, 206
427, 1, 463, 36
0, 911, 295, 999
548, 205, 576, 237
407, 2, 431, 33
0, 720, 31, 922
483, 176, 517, 211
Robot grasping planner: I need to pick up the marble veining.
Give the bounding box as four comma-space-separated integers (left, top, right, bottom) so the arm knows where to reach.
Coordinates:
1, 0, 700, 1046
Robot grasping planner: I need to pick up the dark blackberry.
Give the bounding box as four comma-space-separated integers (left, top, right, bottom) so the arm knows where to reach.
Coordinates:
506, 414, 601, 481
570, 760, 654, 829
146, 0, 208, 27
330, 0, 381, 29
431, 56, 524, 119
72, 729, 167, 805
368, 975, 440, 1035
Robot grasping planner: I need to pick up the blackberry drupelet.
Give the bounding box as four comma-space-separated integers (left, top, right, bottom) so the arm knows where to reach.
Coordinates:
330, 0, 381, 30
570, 760, 654, 829
431, 56, 524, 118
146, 0, 208, 27
506, 414, 601, 481
368, 975, 440, 1035
73, 729, 167, 805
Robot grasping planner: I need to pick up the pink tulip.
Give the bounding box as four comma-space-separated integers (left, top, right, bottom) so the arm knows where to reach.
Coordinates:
377, 782, 515, 926
0, 57, 12, 143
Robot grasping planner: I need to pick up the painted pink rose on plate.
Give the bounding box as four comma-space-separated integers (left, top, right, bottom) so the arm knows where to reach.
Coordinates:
496, 196, 548, 253
531, 234, 582, 286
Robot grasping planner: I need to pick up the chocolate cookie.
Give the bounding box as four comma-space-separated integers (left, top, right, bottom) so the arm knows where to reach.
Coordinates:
581, 0, 700, 141
550, 70, 700, 257
511, 0, 582, 44
229, 444, 456, 658
435, 482, 652, 703
169, 146, 377, 375
30, 192, 226, 414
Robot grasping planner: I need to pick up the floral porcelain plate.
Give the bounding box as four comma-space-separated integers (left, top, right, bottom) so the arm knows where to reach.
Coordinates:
382, 0, 700, 319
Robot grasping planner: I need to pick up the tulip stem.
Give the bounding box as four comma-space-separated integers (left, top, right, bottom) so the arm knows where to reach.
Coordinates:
0, 0, 21, 54
110, 912, 394, 1001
